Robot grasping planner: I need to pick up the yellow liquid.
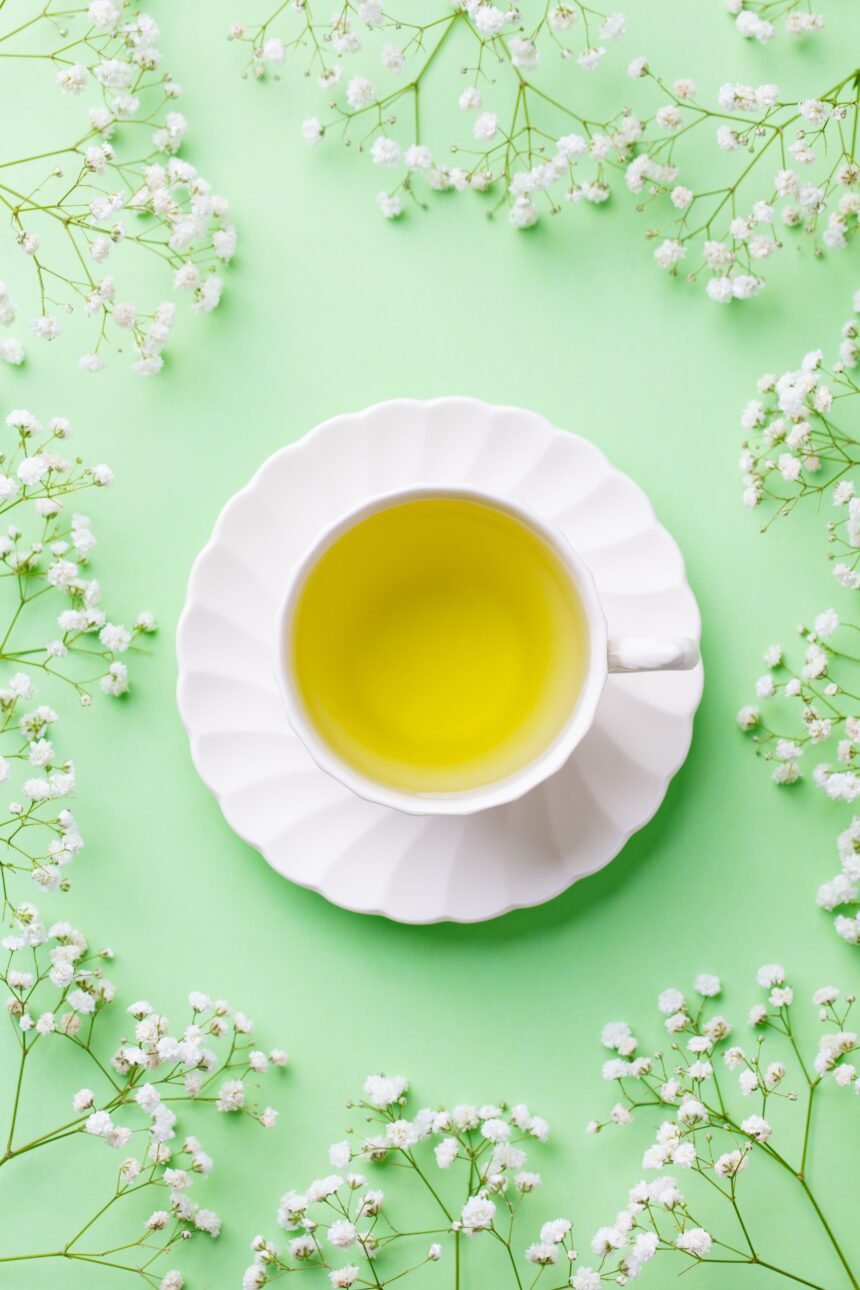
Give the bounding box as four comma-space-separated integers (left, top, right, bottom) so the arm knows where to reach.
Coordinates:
290, 497, 588, 795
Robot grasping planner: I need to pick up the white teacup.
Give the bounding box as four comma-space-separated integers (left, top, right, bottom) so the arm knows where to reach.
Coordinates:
275, 485, 699, 817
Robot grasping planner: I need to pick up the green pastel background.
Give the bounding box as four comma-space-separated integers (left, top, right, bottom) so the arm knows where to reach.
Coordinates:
2, 0, 860, 1285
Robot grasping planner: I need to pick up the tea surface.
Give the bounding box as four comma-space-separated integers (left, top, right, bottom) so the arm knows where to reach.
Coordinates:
290, 497, 588, 795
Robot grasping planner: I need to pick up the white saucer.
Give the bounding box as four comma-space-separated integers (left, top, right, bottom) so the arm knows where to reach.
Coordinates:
176, 399, 703, 923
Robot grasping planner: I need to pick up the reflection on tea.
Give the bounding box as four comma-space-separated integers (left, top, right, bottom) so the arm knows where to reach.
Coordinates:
290, 497, 588, 794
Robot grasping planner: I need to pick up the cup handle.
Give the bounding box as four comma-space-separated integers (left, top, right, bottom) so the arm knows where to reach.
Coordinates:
608, 636, 700, 674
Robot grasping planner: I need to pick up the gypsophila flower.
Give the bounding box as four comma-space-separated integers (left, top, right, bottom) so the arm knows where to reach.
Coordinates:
249, 1079, 556, 1285
816, 818, 860, 944
0, 411, 162, 905
582, 968, 858, 1286
694, 974, 721, 997
226, 7, 858, 297
0, 406, 287, 1287
1, 5, 234, 372
740, 290, 860, 575
226, 2, 640, 232
0, 901, 285, 1278
738, 446, 860, 951
725, 2, 825, 44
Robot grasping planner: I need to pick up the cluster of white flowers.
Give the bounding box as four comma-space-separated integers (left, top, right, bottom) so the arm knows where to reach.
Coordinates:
2, 903, 285, 1277
233, 1, 630, 227
581, 969, 858, 1286
242, 1075, 556, 1288
243, 970, 858, 1290
737, 607, 860, 791
0, 405, 287, 1284
736, 607, 860, 942
737, 290, 860, 946
817, 817, 860, 945
723, 0, 826, 43
231, 0, 627, 86
226, 2, 857, 302
740, 289, 860, 580
0, 408, 156, 904
635, 70, 858, 302
1, 2, 234, 373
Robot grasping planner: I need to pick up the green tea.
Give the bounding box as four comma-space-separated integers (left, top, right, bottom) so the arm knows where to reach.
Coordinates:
290, 497, 588, 795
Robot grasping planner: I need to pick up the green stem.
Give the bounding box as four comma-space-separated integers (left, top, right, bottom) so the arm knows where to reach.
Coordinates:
3, 1042, 27, 1156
